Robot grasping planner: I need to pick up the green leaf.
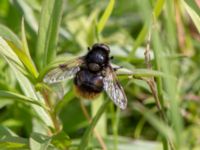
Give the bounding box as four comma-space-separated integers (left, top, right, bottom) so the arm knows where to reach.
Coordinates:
0, 39, 54, 130
78, 99, 110, 150
97, 0, 115, 34
14, 0, 38, 32
0, 35, 37, 80
51, 131, 71, 150
54, 89, 74, 115
7, 61, 54, 130
8, 41, 38, 79
117, 68, 165, 77
21, 18, 31, 60
132, 102, 174, 142
29, 133, 51, 150
21, 19, 38, 78
36, 0, 64, 70
0, 24, 22, 49
0, 37, 26, 74
182, 0, 200, 34
0, 125, 17, 138
0, 125, 28, 149
0, 137, 28, 150
153, 0, 165, 18
0, 90, 48, 110
92, 136, 162, 150
129, 0, 165, 58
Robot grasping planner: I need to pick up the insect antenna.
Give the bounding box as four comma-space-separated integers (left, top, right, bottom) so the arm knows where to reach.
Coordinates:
87, 47, 91, 51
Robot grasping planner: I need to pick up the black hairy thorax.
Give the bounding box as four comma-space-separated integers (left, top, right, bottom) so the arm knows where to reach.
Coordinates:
74, 45, 110, 94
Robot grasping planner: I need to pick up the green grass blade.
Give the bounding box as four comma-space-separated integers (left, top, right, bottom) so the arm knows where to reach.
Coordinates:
117, 68, 175, 79
153, 0, 165, 18
21, 19, 38, 78
0, 37, 53, 129
0, 24, 22, 49
36, 0, 64, 70
129, 0, 165, 58
182, 0, 200, 34
152, 29, 183, 149
0, 37, 24, 71
91, 94, 107, 137
8, 41, 38, 79
7, 60, 54, 130
0, 90, 48, 110
29, 133, 51, 150
133, 102, 174, 142
97, 0, 115, 34
78, 99, 110, 150
14, 0, 38, 32
21, 18, 31, 59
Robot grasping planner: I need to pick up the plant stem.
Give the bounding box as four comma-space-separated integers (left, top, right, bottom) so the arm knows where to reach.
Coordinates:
42, 89, 61, 134
144, 28, 167, 122
79, 100, 107, 150
78, 99, 110, 150
144, 26, 175, 150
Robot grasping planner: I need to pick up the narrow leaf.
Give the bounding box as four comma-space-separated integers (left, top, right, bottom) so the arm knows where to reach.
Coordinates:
0, 125, 17, 138
0, 24, 22, 49
8, 41, 38, 78
29, 133, 51, 150
182, 0, 200, 34
21, 19, 38, 77
7, 60, 53, 129
97, 0, 115, 34
14, 0, 38, 32
0, 136, 28, 150
117, 68, 175, 79
0, 39, 54, 129
0, 37, 25, 71
36, 0, 64, 70
78, 99, 110, 150
133, 102, 174, 141
0, 90, 48, 110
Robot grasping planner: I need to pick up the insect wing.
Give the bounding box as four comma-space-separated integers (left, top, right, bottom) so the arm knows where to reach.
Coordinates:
103, 66, 127, 109
44, 57, 84, 83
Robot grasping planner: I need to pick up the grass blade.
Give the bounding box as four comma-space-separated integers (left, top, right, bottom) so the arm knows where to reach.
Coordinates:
14, 0, 38, 32
0, 24, 22, 49
117, 68, 166, 78
78, 99, 110, 150
133, 102, 174, 142
36, 0, 64, 70
97, 0, 115, 34
0, 37, 24, 71
129, 0, 165, 58
182, 0, 200, 34
21, 19, 38, 78
0, 90, 48, 110
0, 37, 53, 130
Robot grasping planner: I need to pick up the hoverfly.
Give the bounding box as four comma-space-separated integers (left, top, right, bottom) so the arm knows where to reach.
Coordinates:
44, 43, 127, 109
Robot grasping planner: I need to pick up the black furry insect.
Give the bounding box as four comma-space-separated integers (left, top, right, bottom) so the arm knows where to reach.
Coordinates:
43, 43, 127, 109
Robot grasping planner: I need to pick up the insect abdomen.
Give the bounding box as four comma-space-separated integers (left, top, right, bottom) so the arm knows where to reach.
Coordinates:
74, 69, 104, 99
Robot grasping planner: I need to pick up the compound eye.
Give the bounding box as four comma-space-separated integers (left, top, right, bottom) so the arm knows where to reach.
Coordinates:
88, 63, 101, 72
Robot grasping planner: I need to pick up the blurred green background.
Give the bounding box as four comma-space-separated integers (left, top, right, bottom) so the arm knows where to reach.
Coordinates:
0, 0, 200, 149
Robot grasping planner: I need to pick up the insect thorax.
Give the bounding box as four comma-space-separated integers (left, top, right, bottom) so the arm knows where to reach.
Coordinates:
85, 49, 109, 71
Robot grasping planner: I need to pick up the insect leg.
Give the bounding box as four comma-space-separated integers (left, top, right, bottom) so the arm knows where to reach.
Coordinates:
113, 66, 123, 71
87, 47, 91, 51
110, 56, 114, 60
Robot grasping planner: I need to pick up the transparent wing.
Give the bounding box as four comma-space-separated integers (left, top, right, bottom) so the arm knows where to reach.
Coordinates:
103, 66, 127, 109
43, 57, 84, 83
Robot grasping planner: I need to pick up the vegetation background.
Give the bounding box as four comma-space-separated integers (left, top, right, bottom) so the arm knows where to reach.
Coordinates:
0, 0, 200, 149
